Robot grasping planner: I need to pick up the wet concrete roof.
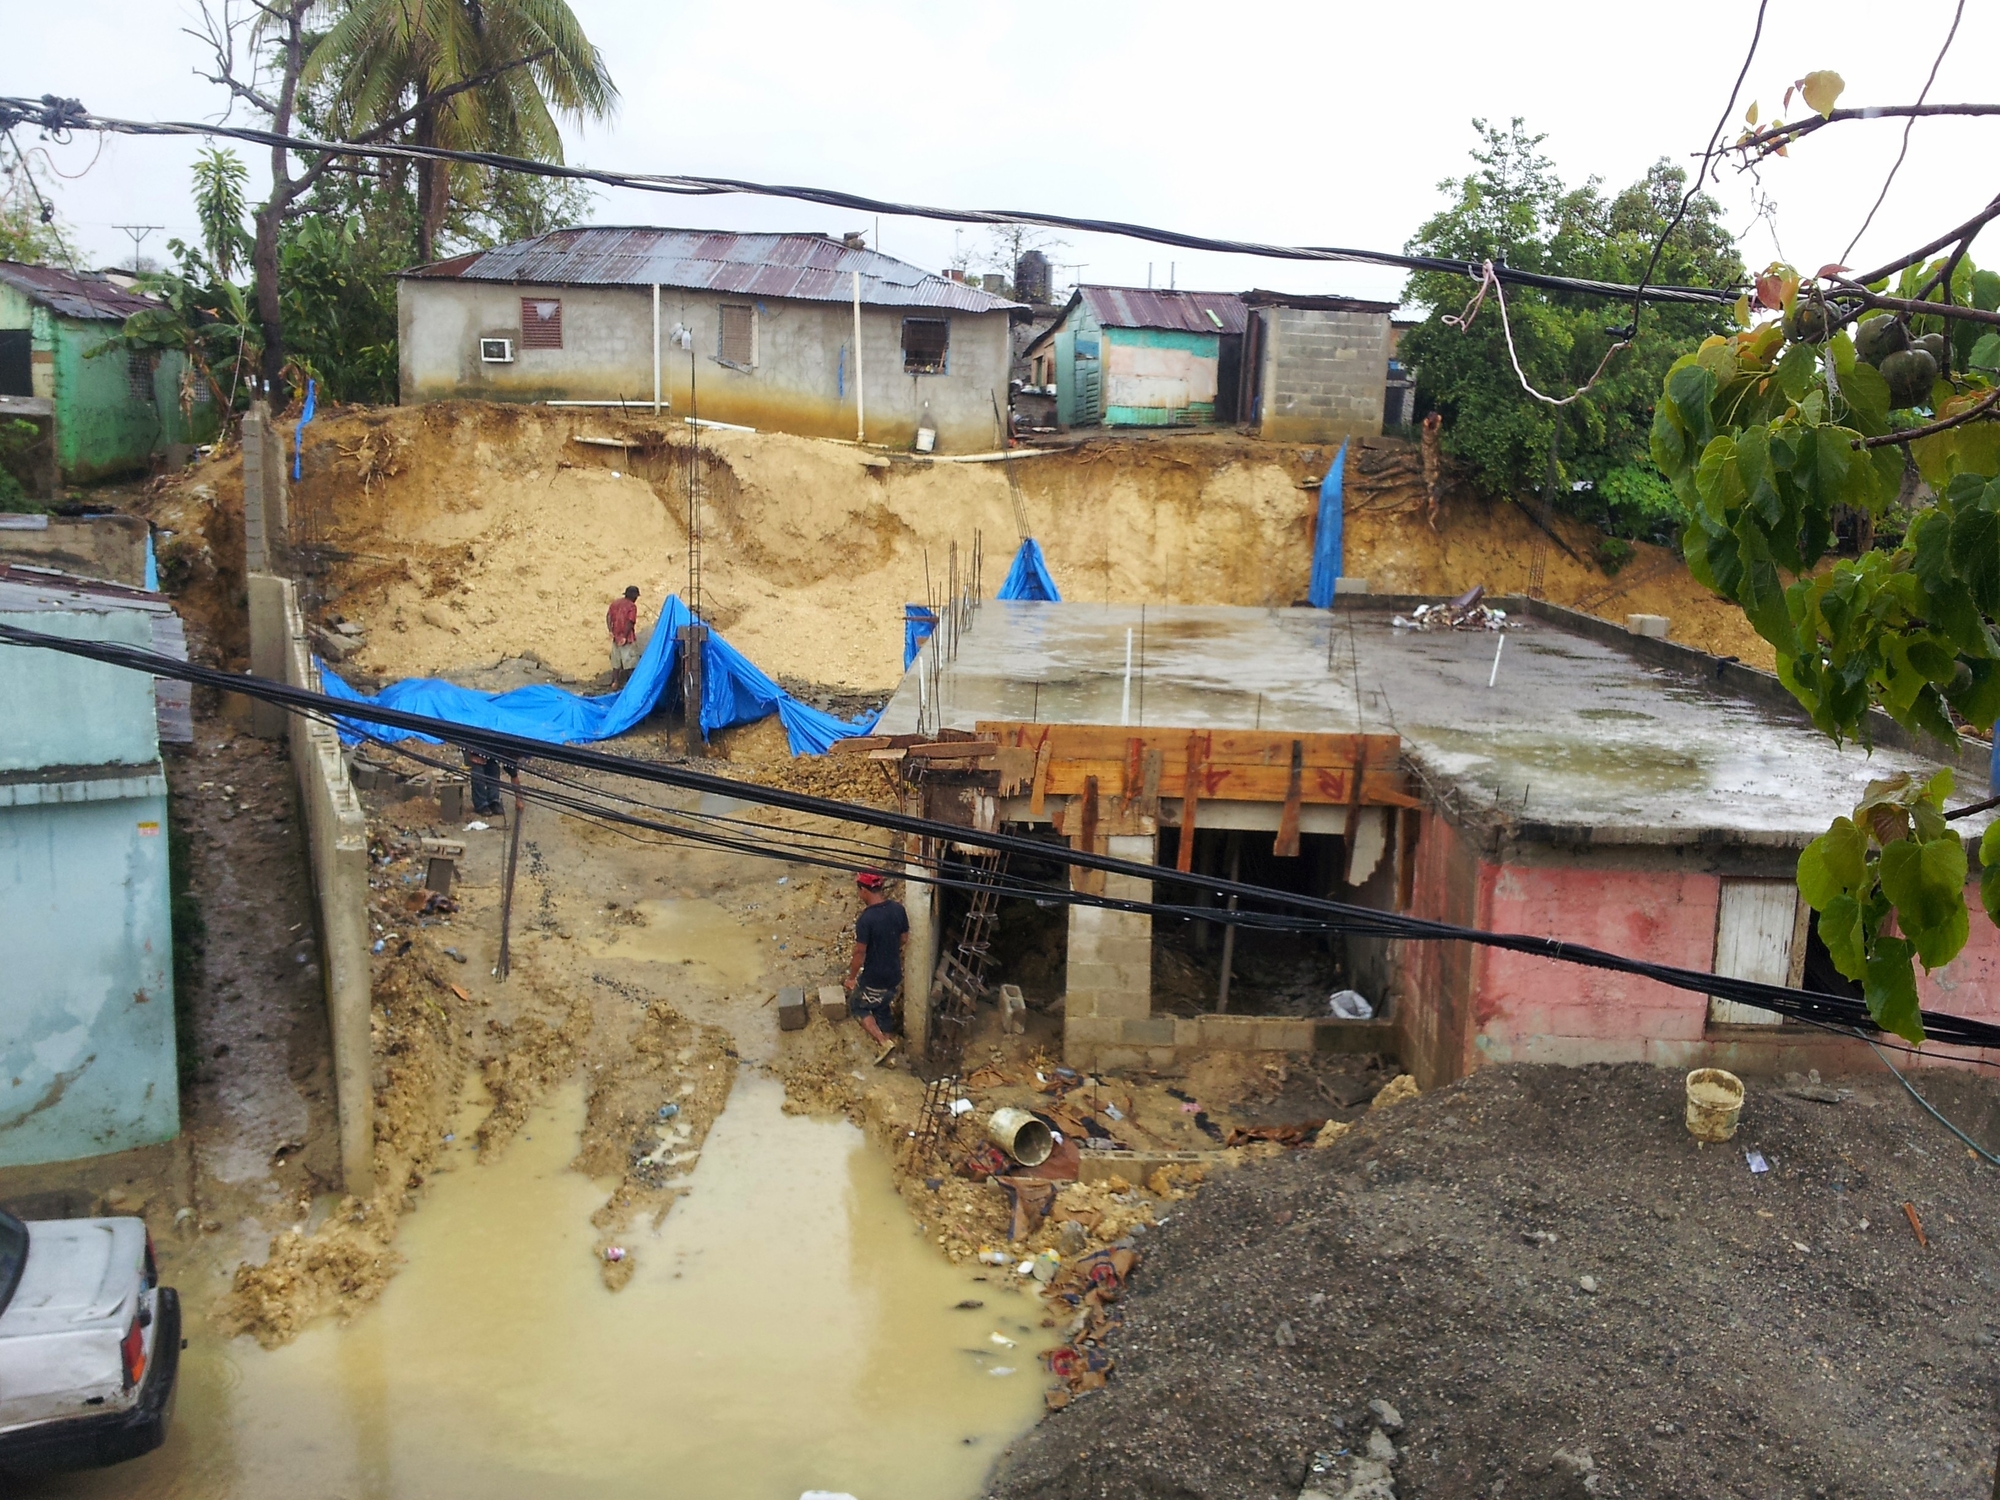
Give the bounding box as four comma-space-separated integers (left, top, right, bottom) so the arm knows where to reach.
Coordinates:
875, 600, 1981, 849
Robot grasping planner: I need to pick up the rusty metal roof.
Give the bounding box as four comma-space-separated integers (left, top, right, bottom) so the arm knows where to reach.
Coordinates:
0, 262, 160, 323
404, 228, 1023, 314
1077, 286, 1247, 336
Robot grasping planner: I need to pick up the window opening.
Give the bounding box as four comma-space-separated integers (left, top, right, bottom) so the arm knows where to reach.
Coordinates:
903, 317, 949, 375
520, 298, 563, 350
718, 304, 755, 367
126, 350, 156, 404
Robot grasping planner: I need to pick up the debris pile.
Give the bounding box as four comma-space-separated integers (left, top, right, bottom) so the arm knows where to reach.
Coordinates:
1390, 583, 1511, 631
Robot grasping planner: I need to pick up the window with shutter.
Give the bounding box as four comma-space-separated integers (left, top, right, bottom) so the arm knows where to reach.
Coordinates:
520, 298, 563, 349
718, 304, 754, 367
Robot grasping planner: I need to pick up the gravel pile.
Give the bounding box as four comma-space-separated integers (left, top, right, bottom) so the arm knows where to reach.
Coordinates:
988, 1062, 2000, 1499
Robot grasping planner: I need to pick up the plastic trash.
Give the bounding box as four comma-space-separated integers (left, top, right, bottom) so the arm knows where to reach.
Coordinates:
603, 1246, 626, 1262
949, 1098, 974, 1117
800, 1492, 860, 1500
989, 1366, 1016, 1376
1032, 1250, 1061, 1284
371, 939, 386, 954
1328, 989, 1374, 1020
658, 1103, 680, 1120
1745, 1150, 1770, 1174
464, 821, 490, 832
1104, 1102, 1124, 1121
990, 1331, 1017, 1348
1016, 1260, 1036, 1276
978, 1249, 1010, 1266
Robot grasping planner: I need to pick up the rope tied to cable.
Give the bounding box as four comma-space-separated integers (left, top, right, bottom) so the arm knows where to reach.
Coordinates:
1443, 259, 1632, 407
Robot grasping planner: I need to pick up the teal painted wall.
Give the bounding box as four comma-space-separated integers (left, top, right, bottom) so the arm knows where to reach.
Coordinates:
0, 783, 178, 1166
0, 609, 158, 771
1053, 301, 1102, 427
0, 284, 216, 481
1102, 325, 1220, 427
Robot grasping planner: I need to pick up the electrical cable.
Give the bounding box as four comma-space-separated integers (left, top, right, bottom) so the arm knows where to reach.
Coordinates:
1854, 1029, 2000, 1168
8, 620, 2000, 1057
0, 94, 1740, 310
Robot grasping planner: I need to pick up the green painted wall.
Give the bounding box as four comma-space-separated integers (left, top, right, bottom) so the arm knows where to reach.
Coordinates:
0, 286, 217, 483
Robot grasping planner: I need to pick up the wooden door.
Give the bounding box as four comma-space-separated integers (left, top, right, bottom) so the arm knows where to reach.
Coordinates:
1708, 878, 1806, 1025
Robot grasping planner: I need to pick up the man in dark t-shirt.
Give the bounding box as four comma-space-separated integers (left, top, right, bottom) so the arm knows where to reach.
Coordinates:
843, 870, 908, 1054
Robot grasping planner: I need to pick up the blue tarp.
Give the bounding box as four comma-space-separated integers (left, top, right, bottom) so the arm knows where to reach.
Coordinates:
318, 594, 876, 756
293, 379, 316, 481
904, 604, 938, 668
1307, 440, 1348, 609
997, 538, 1061, 602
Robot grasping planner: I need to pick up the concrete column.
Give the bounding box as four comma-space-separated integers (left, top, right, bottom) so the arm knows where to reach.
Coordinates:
1063, 833, 1156, 1068
903, 853, 937, 1060
245, 572, 289, 740
241, 404, 268, 574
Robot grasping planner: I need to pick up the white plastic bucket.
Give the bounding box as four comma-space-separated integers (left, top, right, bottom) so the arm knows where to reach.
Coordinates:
1684, 1068, 1744, 1142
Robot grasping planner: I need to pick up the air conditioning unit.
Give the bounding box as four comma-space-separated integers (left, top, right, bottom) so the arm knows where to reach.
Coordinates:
479, 337, 514, 364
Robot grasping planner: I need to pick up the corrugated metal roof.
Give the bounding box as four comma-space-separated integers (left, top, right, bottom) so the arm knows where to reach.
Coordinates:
0, 564, 191, 745
0, 262, 160, 323
405, 228, 1024, 314
1077, 286, 1247, 335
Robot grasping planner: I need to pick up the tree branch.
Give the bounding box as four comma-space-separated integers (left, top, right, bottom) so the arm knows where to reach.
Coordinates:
1853, 386, 2000, 449
1852, 192, 2000, 286
1833, 286, 2000, 329
1731, 102, 2000, 161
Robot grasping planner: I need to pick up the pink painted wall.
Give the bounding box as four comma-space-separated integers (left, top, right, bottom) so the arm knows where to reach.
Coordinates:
1471, 863, 1721, 1063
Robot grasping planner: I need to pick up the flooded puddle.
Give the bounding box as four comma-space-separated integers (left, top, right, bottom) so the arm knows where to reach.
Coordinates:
46, 1077, 1052, 1500
585, 897, 770, 988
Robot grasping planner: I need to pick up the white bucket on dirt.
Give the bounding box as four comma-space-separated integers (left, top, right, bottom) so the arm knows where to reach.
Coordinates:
987, 1106, 1053, 1167
1684, 1068, 1744, 1142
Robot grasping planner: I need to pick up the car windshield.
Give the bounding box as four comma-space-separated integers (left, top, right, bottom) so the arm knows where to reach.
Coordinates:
0, 1210, 26, 1316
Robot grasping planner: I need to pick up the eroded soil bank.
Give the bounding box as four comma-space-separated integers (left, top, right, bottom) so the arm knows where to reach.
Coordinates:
984, 1062, 2000, 1500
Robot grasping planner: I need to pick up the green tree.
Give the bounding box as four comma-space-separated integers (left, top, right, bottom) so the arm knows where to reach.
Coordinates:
1401, 120, 1744, 540
0, 149, 79, 267
301, 0, 617, 262
192, 146, 252, 280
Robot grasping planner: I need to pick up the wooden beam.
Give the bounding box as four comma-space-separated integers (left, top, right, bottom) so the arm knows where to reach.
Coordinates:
1176, 731, 1204, 873
1340, 740, 1369, 885
1035, 761, 1416, 807
1075, 775, 1103, 896
1029, 735, 1053, 817
1274, 739, 1303, 857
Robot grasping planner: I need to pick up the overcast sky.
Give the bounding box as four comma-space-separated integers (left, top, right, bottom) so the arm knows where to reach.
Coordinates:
9, 0, 1995, 307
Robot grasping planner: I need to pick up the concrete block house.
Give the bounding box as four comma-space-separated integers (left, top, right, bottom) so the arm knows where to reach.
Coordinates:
0, 263, 218, 487
1237, 290, 1398, 443
0, 566, 192, 1166
397, 228, 1023, 451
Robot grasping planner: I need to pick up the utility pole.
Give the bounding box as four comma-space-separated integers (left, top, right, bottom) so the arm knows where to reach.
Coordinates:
112, 225, 164, 272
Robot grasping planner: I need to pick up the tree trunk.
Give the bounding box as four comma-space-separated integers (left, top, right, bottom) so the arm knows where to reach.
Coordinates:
251, 200, 286, 403
415, 99, 446, 264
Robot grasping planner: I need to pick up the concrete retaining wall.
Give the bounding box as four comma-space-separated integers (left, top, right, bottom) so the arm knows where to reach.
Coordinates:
263, 577, 373, 1194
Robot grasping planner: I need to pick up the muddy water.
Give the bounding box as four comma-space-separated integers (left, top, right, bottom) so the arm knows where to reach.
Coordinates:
46, 1079, 1052, 1500
588, 897, 773, 988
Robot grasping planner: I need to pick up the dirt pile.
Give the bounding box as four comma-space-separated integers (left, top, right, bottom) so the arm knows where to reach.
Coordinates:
150, 402, 1770, 691
986, 1062, 2000, 1500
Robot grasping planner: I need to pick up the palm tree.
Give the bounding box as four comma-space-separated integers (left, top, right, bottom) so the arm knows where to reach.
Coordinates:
302, 0, 617, 262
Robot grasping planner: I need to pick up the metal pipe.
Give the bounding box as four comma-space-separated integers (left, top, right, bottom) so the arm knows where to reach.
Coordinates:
852, 269, 865, 443
651, 283, 661, 415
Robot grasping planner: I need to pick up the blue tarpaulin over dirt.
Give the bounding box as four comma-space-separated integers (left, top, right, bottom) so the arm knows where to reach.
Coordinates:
318, 594, 876, 756
904, 604, 938, 668
1306, 440, 1348, 609
997, 538, 1061, 602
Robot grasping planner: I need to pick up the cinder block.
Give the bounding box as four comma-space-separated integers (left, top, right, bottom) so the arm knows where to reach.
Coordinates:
777, 987, 807, 1032
1095, 1047, 1147, 1073
1626, 614, 1671, 638
817, 985, 846, 1023
1064, 1014, 1122, 1046
1091, 987, 1153, 1022
1000, 982, 1026, 1034
1117, 1016, 1176, 1046
1199, 1015, 1263, 1048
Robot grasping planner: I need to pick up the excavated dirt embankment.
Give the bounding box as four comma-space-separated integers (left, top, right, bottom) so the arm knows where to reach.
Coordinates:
147, 402, 1770, 689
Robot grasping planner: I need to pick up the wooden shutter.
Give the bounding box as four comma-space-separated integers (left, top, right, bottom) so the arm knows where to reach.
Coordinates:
1708, 878, 1804, 1025
718, 304, 754, 366
520, 298, 563, 349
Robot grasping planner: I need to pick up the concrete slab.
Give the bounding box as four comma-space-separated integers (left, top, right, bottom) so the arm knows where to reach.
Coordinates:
878, 598, 1976, 849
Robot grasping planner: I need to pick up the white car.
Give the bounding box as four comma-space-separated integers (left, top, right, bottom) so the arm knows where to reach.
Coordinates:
0, 1208, 180, 1475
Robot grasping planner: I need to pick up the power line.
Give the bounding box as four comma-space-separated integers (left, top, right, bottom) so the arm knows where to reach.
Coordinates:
0, 93, 1740, 309
5, 618, 1998, 1056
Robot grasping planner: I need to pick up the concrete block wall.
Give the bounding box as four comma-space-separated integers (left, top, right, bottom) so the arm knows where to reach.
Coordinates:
1256, 308, 1392, 443
274, 580, 374, 1195
1062, 833, 1156, 1066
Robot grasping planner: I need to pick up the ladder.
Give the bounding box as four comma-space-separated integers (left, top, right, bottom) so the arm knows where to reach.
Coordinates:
926, 846, 1008, 1076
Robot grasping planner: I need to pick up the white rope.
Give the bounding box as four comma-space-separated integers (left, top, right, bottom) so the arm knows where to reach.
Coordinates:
1443, 259, 1631, 407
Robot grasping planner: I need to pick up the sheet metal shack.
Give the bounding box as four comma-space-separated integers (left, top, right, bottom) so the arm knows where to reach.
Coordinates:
398, 228, 1023, 450
1026, 287, 1247, 429
0, 263, 218, 486
0, 567, 193, 1166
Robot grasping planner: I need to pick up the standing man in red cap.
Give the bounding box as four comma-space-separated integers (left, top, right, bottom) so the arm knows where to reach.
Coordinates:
606, 585, 642, 690
843, 870, 908, 1060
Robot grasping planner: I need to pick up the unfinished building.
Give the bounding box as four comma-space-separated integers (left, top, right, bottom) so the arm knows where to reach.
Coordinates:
856, 597, 2000, 1084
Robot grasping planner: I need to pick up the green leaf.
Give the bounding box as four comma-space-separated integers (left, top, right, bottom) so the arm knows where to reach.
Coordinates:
1949, 501, 2000, 613
1970, 333, 2000, 374
1981, 823, 2000, 925
1818, 893, 1867, 979
1840, 360, 1891, 433
1798, 817, 1867, 906
1863, 936, 1925, 1044
1799, 70, 1845, 118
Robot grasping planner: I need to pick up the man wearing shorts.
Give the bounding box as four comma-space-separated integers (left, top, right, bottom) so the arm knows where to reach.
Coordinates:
843, 870, 908, 1056
607, 585, 642, 688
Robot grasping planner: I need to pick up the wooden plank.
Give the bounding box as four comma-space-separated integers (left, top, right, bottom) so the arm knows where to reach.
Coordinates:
1074, 776, 1103, 896
1396, 807, 1422, 911
1176, 731, 1204, 872
1037, 761, 1416, 806
1029, 736, 1053, 817
1339, 741, 1369, 884
1140, 747, 1163, 808
1274, 739, 1303, 858
975, 722, 1397, 768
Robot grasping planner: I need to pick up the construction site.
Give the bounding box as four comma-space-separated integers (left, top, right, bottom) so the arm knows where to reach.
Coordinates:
0, 381, 1992, 1500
